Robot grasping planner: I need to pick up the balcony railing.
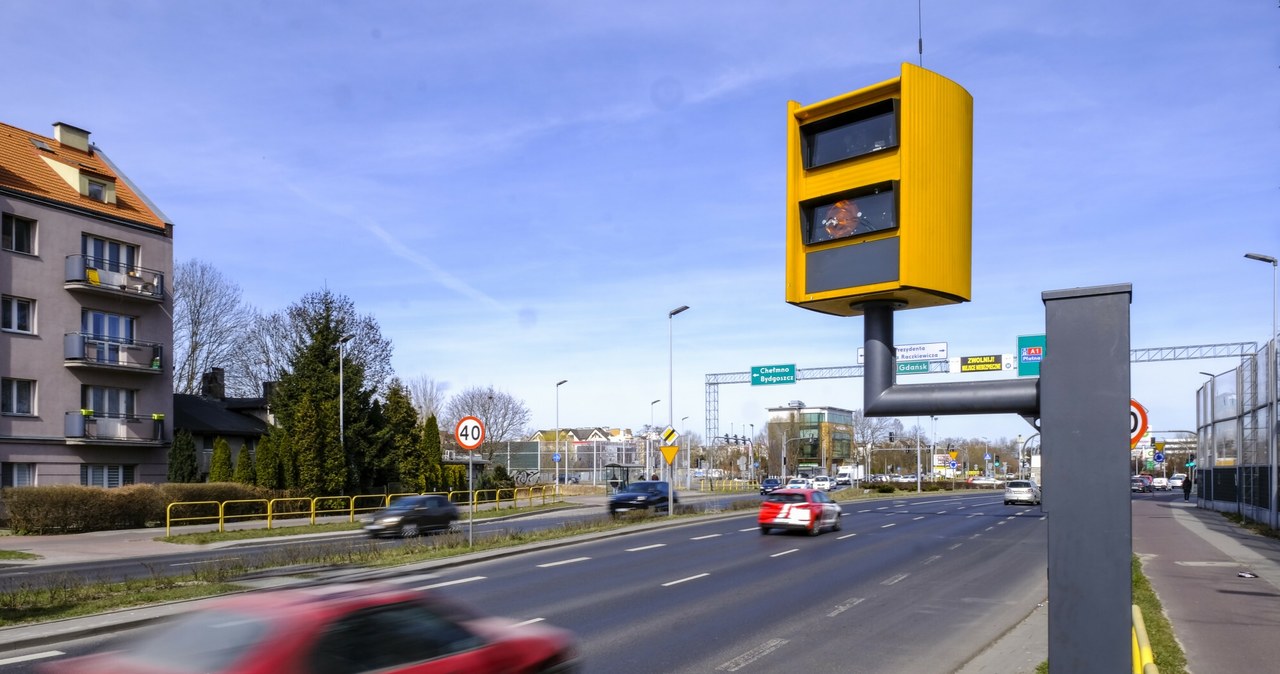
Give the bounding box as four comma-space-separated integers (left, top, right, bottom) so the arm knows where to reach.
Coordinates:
65, 410, 165, 443
64, 333, 164, 373
64, 255, 166, 302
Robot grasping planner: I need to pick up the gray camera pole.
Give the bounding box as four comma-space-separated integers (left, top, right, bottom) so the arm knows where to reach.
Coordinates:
862, 283, 1132, 672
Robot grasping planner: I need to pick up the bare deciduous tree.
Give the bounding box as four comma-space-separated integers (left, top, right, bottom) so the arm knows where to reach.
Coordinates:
405, 374, 449, 422
226, 307, 294, 397
171, 259, 251, 394
442, 386, 531, 459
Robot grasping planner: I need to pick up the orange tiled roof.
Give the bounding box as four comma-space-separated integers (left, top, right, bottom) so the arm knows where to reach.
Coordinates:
0, 120, 168, 231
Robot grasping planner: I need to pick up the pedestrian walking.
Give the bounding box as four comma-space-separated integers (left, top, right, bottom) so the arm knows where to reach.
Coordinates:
1183, 474, 1193, 501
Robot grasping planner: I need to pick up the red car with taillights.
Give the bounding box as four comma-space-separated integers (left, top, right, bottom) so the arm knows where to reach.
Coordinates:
758, 488, 843, 536
41, 582, 579, 674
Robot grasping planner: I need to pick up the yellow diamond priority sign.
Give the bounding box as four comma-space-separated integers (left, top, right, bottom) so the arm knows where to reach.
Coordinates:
661, 426, 679, 444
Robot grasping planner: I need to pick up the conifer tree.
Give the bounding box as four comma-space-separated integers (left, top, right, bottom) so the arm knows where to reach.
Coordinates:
167, 429, 200, 483
232, 441, 256, 484
209, 436, 233, 482
254, 427, 281, 489
422, 415, 443, 491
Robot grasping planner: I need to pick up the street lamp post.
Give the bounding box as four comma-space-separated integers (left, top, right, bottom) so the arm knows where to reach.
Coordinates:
649, 398, 661, 477
668, 305, 689, 486
338, 334, 353, 461
556, 379, 567, 495
1245, 252, 1278, 529
1199, 371, 1215, 504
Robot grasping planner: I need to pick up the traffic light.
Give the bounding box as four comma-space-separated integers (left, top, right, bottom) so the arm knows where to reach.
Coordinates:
994, 455, 1001, 467
785, 63, 973, 317
1187, 459, 1197, 468
887, 432, 896, 443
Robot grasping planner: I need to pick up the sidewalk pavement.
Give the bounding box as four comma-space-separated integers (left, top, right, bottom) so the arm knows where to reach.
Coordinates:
1130, 494, 1280, 674
959, 493, 1280, 674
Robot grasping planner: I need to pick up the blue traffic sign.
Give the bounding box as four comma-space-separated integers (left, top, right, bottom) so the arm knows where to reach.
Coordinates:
1154, 451, 1165, 463
949, 460, 958, 469
984, 453, 992, 461
552, 453, 561, 463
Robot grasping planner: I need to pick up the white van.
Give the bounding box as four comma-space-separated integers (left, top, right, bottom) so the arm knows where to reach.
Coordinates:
836, 466, 857, 486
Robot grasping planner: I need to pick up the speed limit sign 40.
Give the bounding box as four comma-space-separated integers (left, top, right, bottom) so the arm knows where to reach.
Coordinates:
1129, 399, 1148, 449
455, 416, 486, 451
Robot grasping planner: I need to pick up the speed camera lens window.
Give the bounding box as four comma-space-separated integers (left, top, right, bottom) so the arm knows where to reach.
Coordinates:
803, 99, 899, 169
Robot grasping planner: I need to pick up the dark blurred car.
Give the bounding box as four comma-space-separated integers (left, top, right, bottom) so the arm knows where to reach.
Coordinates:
361, 495, 459, 538
758, 488, 842, 536
41, 582, 580, 674
1131, 477, 1153, 493
607, 480, 678, 516
759, 477, 783, 495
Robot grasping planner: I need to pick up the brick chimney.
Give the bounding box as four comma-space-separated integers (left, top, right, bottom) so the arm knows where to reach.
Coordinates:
200, 368, 226, 400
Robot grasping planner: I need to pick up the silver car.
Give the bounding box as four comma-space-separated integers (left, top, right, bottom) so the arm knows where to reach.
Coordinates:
1004, 479, 1042, 505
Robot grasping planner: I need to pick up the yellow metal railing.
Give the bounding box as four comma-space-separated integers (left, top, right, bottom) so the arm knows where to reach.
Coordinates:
165, 485, 558, 534
1132, 604, 1159, 674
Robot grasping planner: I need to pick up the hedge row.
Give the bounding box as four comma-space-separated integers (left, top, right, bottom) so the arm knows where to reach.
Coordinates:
2, 483, 283, 535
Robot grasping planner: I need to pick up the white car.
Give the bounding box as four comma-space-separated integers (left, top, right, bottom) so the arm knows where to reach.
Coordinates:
786, 477, 812, 490
1168, 473, 1186, 488
812, 475, 834, 491
1151, 477, 1170, 491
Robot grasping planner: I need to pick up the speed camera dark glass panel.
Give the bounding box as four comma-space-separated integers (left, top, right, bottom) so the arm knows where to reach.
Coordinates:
802, 99, 899, 169
803, 182, 898, 244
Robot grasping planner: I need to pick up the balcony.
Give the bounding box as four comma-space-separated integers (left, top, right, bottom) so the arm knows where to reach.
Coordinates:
65, 410, 165, 444
64, 333, 164, 374
64, 255, 166, 303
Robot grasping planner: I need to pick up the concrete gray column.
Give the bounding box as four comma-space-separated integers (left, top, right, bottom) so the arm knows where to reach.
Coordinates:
1041, 284, 1132, 673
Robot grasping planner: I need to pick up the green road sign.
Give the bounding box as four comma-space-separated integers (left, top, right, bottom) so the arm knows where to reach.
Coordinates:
897, 361, 930, 375
751, 364, 796, 386
1018, 334, 1045, 377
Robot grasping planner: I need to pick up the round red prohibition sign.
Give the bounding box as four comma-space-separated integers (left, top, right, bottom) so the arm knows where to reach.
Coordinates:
1129, 399, 1148, 449
455, 416, 486, 451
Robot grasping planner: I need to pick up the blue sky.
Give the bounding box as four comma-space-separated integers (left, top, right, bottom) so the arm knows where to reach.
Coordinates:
5, 1, 1277, 447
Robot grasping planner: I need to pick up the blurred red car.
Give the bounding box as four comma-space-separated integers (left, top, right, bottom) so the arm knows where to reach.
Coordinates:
758, 488, 842, 536
42, 582, 579, 674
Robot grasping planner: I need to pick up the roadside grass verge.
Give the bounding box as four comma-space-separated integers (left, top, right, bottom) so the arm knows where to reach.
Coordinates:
1133, 554, 1188, 673
0, 550, 40, 561
1222, 512, 1280, 541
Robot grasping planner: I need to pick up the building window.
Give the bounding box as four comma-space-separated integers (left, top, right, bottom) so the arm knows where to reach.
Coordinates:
81, 235, 137, 274
80, 464, 136, 488
2, 213, 35, 254
2, 378, 35, 415
1, 296, 34, 333
82, 385, 135, 417
87, 180, 107, 202
82, 310, 136, 364
2, 463, 37, 487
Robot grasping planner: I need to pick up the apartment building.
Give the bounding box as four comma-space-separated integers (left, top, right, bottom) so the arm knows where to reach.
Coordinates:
1, 121, 174, 487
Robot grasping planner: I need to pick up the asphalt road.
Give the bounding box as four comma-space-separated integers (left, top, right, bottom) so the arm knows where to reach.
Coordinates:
1, 492, 1048, 674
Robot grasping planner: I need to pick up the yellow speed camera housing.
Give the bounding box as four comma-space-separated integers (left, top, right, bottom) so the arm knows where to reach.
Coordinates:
786, 63, 973, 316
